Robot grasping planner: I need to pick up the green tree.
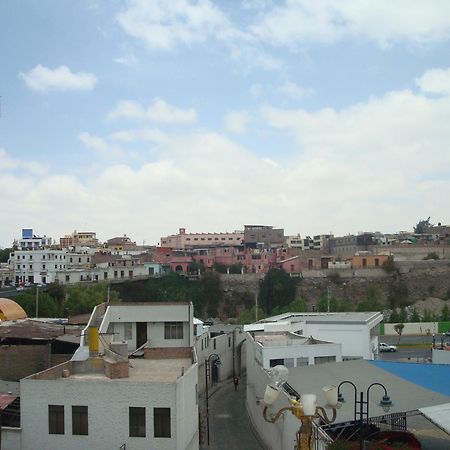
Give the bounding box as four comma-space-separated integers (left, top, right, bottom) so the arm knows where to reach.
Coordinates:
201, 271, 223, 317
236, 306, 265, 325
411, 308, 420, 322
272, 298, 308, 315
259, 268, 296, 314
15, 288, 60, 317
423, 252, 440, 260
389, 309, 400, 323
441, 304, 449, 322
65, 283, 119, 316
212, 262, 227, 274
357, 286, 383, 312
0, 247, 13, 263
398, 307, 408, 323
422, 308, 432, 322
414, 217, 432, 234
394, 323, 405, 346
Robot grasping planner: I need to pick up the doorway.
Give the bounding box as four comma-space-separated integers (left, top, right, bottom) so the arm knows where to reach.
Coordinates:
136, 322, 147, 348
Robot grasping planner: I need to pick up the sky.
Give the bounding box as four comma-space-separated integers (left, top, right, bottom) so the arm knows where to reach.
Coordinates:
1, 0, 450, 248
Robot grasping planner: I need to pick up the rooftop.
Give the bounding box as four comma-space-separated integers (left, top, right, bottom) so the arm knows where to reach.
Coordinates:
254, 332, 331, 346
262, 311, 382, 325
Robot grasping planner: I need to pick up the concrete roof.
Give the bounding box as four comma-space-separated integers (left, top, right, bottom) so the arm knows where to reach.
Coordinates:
284, 360, 450, 422
68, 357, 192, 383
255, 332, 331, 346
0, 298, 27, 321
259, 311, 382, 325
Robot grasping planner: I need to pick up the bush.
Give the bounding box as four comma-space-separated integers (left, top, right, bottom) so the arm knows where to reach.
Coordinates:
423, 252, 440, 260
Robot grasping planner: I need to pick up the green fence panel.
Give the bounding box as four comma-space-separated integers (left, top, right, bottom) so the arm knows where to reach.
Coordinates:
438, 321, 450, 333
379, 323, 385, 335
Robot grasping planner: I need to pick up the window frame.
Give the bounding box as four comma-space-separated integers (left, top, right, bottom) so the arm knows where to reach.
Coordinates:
164, 322, 183, 340
154, 407, 171, 438
72, 405, 88, 436
48, 404, 65, 435
129, 406, 146, 438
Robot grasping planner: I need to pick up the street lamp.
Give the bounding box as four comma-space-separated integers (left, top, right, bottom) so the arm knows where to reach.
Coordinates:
337, 380, 393, 448
205, 353, 222, 446
262, 366, 339, 450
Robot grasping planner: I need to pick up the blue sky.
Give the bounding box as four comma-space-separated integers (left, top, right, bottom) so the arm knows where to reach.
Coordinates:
1, 0, 450, 247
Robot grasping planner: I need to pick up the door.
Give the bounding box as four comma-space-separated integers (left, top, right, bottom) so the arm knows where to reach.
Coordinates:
136, 322, 147, 348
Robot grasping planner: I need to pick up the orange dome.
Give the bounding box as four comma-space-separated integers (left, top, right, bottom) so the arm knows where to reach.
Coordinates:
0, 298, 27, 321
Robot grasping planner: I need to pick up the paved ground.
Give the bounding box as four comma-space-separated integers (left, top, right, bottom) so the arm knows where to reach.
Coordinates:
200, 375, 264, 450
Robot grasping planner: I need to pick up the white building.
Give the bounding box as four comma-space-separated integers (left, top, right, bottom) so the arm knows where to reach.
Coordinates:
20, 302, 199, 450
250, 331, 342, 369
10, 249, 92, 285
245, 311, 383, 360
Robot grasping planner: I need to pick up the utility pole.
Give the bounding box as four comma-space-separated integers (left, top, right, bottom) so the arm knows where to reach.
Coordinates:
255, 292, 258, 322
35, 286, 39, 318
327, 285, 331, 313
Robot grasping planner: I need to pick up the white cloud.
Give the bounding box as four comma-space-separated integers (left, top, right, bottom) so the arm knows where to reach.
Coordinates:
277, 82, 313, 99
108, 98, 197, 124
252, 0, 450, 49
78, 132, 108, 152
416, 67, 450, 95
19, 65, 97, 93
116, 0, 230, 51
3, 81, 450, 247
0, 148, 47, 175
109, 128, 169, 144
223, 110, 251, 134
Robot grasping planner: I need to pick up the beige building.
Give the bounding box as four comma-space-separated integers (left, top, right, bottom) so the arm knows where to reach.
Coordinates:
160, 228, 244, 250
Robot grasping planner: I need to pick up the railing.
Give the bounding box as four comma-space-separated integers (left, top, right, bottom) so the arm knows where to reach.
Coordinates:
282, 381, 300, 400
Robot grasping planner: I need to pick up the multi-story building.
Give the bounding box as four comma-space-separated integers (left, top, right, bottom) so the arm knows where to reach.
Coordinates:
313, 234, 333, 252
20, 302, 198, 450
244, 225, 285, 249
10, 250, 92, 285
15, 229, 52, 250
160, 228, 244, 250
60, 231, 99, 249
104, 235, 138, 252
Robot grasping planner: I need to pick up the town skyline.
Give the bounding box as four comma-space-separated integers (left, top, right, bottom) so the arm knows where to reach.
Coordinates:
2, 2, 450, 249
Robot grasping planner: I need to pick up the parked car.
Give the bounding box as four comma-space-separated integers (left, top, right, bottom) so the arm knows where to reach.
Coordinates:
444, 330, 450, 336
16, 286, 24, 291
379, 342, 397, 352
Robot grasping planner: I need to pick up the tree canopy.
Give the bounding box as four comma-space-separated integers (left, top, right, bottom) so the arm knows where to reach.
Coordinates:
414, 217, 432, 234
258, 268, 297, 315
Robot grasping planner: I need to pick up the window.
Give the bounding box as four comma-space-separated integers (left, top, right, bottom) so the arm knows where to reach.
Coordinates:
124, 322, 132, 340
362, 258, 367, 267
66, 275, 70, 282
228, 336, 231, 347
129, 407, 146, 437
296, 357, 309, 367
314, 356, 336, 365
154, 408, 171, 438
164, 322, 183, 339
43, 264, 46, 269
49, 405, 65, 434
270, 358, 284, 367
213, 340, 216, 350
72, 406, 88, 435
375, 258, 379, 267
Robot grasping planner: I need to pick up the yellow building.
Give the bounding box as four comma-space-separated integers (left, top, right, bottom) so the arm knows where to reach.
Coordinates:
0, 298, 27, 321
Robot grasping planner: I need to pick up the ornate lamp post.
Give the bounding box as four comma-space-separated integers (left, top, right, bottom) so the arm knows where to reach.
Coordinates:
205, 353, 221, 446
262, 366, 339, 450
337, 380, 393, 448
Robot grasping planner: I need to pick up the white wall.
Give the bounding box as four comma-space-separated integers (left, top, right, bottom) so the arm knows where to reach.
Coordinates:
383, 322, 438, 336
432, 348, 450, 364
1, 427, 21, 450
260, 341, 342, 368
20, 376, 196, 450
303, 323, 372, 359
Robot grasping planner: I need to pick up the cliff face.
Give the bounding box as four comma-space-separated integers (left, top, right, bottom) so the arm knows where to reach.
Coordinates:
220, 261, 450, 312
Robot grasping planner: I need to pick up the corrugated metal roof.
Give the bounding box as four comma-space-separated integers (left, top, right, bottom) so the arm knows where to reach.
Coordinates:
0, 394, 18, 411
419, 403, 450, 436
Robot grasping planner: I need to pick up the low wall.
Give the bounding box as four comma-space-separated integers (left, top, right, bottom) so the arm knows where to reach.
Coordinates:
0, 344, 51, 380
432, 348, 450, 364
383, 322, 437, 336
1, 427, 21, 450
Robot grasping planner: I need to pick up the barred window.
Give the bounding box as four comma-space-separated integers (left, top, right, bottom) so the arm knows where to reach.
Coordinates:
49, 405, 64, 434
154, 408, 171, 438
72, 406, 88, 435
164, 322, 183, 339
129, 407, 146, 437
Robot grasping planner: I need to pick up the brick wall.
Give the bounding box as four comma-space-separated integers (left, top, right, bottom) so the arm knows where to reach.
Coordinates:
0, 344, 51, 381
144, 347, 192, 359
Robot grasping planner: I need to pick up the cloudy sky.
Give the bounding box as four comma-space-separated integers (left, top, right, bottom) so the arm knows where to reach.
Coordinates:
1, 0, 450, 247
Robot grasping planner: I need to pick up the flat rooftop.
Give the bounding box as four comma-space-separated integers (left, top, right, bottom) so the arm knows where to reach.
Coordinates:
255, 332, 330, 346
261, 311, 382, 325
28, 357, 193, 383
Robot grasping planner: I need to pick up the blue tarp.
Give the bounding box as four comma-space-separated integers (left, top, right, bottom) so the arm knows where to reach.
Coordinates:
370, 361, 450, 397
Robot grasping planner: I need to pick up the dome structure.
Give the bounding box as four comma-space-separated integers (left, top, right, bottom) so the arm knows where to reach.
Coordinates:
0, 298, 27, 321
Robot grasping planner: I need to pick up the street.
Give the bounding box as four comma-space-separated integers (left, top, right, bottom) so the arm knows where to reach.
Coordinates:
200, 375, 263, 450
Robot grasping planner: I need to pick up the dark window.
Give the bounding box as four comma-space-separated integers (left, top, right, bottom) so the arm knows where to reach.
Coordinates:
164, 322, 183, 339
154, 408, 171, 438
375, 258, 379, 267
49, 405, 65, 434
213, 340, 216, 350
228, 336, 231, 347
270, 358, 284, 367
129, 407, 146, 437
72, 406, 88, 435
